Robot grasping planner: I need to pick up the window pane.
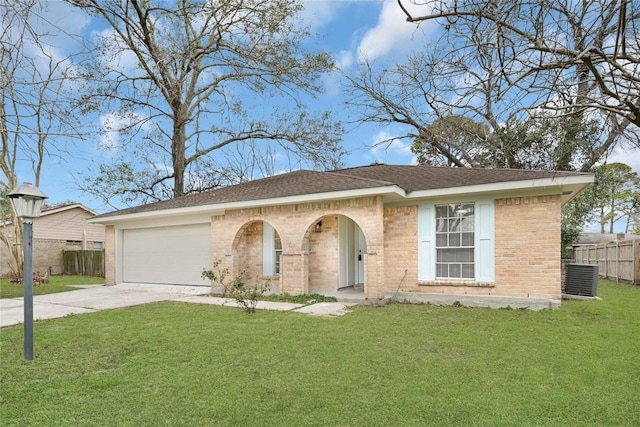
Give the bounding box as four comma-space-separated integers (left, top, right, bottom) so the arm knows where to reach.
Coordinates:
459, 248, 474, 262
437, 249, 455, 262
449, 264, 461, 278
436, 233, 447, 247
462, 232, 474, 246
438, 248, 473, 262
449, 233, 460, 247
436, 263, 448, 278
436, 206, 448, 218
436, 218, 447, 232
462, 264, 474, 278
449, 218, 461, 232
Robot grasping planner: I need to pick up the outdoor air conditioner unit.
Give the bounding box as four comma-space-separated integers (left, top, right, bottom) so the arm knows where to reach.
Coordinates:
564, 264, 599, 297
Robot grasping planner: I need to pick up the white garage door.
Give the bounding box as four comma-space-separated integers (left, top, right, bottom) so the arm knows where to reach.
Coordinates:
122, 223, 211, 286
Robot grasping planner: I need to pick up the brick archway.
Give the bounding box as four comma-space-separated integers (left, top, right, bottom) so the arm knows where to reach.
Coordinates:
301, 213, 369, 294
210, 195, 385, 299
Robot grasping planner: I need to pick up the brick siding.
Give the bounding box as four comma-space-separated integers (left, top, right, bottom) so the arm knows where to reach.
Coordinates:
494, 195, 562, 299
103, 194, 563, 303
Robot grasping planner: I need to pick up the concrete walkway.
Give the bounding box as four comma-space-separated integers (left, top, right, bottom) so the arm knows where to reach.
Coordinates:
0, 284, 356, 328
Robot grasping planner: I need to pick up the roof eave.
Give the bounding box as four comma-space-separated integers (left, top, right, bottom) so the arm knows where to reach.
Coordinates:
89, 174, 595, 225
89, 185, 406, 225
406, 175, 594, 205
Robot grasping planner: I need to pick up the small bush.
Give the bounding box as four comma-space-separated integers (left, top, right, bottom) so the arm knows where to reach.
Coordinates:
202, 261, 270, 314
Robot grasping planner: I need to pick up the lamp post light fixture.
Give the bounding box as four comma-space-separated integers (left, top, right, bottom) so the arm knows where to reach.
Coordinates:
7, 182, 48, 360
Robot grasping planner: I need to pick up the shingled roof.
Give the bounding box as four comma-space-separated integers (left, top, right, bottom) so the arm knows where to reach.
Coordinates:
93, 164, 590, 219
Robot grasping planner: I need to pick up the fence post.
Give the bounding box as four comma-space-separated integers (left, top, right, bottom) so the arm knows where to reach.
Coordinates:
605, 243, 608, 280
632, 240, 640, 285
616, 241, 619, 282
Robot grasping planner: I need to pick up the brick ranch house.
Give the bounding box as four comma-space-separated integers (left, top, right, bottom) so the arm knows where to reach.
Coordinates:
90, 164, 593, 310
1, 203, 105, 278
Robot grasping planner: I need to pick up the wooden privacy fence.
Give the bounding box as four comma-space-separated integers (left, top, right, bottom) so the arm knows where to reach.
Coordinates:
63, 250, 105, 277
573, 240, 640, 285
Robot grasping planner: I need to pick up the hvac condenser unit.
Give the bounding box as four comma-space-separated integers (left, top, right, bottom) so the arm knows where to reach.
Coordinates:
564, 264, 599, 297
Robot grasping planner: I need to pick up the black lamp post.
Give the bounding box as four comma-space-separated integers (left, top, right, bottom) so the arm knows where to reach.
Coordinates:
7, 182, 47, 360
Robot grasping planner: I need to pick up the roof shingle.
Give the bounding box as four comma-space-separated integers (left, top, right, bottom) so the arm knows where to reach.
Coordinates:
94, 164, 589, 219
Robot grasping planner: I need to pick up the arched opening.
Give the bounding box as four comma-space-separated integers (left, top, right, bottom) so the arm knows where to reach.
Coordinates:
304, 214, 367, 296
232, 219, 282, 292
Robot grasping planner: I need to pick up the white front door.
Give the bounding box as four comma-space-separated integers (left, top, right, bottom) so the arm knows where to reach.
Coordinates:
357, 227, 366, 284
338, 217, 365, 289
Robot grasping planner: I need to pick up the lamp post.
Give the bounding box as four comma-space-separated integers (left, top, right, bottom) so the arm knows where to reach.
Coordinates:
8, 182, 47, 360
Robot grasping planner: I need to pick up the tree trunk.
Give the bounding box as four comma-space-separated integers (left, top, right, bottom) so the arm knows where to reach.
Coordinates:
172, 114, 187, 198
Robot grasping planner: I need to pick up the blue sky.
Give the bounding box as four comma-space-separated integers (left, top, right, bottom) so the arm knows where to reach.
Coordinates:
12, 0, 640, 230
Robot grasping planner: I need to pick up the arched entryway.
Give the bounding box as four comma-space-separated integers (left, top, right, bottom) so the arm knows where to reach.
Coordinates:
231, 219, 282, 291
304, 214, 367, 295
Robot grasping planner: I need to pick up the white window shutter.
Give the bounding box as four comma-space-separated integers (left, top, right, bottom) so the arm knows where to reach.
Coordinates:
418, 204, 435, 281
475, 200, 495, 282
263, 222, 275, 276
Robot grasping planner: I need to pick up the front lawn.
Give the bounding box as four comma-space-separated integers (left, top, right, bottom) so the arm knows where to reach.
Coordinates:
0, 275, 105, 298
1, 279, 638, 426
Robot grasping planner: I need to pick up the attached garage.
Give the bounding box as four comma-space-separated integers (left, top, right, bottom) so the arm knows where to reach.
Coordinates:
122, 223, 211, 286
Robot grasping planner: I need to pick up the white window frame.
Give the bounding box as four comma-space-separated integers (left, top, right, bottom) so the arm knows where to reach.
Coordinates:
274, 232, 282, 275
435, 203, 476, 279
418, 200, 495, 282
263, 222, 281, 277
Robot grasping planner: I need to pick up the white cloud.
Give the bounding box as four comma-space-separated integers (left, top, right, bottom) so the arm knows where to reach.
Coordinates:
321, 50, 354, 96
369, 129, 414, 164
336, 50, 354, 70
607, 146, 640, 176
98, 111, 151, 150
3, 1, 90, 82
357, 0, 433, 62
300, 0, 346, 31
91, 28, 142, 74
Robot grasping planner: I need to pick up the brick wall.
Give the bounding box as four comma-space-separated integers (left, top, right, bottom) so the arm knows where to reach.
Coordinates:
308, 215, 339, 292
104, 225, 115, 285
32, 240, 67, 275
235, 221, 263, 285
494, 195, 562, 299
381, 196, 562, 301
383, 206, 419, 293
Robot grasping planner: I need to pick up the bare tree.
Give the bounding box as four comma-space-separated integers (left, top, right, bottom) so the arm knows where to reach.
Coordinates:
69, 0, 344, 206
0, 0, 85, 279
396, 0, 640, 166
346, 1, 639, 170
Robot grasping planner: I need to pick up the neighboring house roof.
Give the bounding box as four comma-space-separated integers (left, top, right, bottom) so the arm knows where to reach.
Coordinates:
91, 164, 594, 222
41, 203, 98, 217
2, 203, 98, 226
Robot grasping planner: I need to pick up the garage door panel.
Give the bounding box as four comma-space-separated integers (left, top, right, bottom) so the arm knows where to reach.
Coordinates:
123, 224, 211, 286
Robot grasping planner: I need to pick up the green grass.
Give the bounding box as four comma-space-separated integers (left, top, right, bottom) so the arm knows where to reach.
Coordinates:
0, 275, 105, 298
261, 292, 338, 304
1, 279, 638, 426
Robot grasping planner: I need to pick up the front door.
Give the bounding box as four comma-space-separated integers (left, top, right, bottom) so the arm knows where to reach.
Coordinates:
338, 217, 366, 289
357, 227, 366, 285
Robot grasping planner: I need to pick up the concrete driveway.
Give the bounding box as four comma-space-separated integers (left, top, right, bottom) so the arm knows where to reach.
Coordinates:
0, 284, 355, 328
